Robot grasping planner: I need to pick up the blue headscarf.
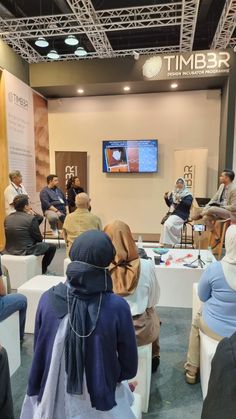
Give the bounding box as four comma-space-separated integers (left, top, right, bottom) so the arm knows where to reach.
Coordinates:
65, 230, 115, 396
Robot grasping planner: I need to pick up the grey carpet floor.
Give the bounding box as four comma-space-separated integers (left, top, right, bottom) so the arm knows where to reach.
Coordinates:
11, 243, 203, 419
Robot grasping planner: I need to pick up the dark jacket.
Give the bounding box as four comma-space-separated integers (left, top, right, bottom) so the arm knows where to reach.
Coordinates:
165, 194, 193, 221
27, 287, 138, 411
40, 186, 67, 214
67, 186, 84, 213
201, 332, 236, 419
4, 211, 42, 255
0, 347, 14, 419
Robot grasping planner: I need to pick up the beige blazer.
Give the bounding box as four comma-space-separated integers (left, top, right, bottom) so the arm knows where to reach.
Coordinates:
207, 182, 236, 212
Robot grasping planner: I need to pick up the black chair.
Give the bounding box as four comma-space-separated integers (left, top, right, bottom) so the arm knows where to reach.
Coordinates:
179, 220, 194, 249
43, 217, 61, 248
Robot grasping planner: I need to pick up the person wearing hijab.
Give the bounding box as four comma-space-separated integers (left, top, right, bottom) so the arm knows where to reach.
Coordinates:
160, 177, 193, 246
20, 230, 138, 419
104, 220, 161, 372
201, 331, 236, 419
185, 224, 236, 384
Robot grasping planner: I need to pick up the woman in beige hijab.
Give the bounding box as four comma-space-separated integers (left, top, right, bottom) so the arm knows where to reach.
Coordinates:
104, 220, 161, 371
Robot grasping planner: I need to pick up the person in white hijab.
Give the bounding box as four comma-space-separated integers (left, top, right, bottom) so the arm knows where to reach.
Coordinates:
160, 177, 193, 246
185, 224, 236, 384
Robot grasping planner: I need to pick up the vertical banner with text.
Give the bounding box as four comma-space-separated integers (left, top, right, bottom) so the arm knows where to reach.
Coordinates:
55, 151, 87, 196
3, 70, 37, 207
174, 148, 208, 197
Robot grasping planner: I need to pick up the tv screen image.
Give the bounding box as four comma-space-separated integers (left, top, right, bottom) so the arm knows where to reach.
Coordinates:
102, 140, 158, 173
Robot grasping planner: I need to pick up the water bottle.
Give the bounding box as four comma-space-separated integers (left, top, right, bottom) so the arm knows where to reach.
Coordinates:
206, 246, 213, 263
137, 235, 143, 249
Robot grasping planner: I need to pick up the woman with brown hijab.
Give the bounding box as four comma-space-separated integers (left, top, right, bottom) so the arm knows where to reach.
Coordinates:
104, 220, 161, 371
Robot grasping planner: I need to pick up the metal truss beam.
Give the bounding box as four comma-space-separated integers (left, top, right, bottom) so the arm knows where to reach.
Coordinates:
0, 18, 41, 63
36, 45, 180, 62
0, 3, 182, 39
211, 0, 236, 49
65, 0, 114, 57
180, 0, 200, 51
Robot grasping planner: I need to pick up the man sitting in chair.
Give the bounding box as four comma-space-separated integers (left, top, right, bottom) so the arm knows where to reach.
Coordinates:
193, 169, 236, 247
40, 174, 68, 236
4, 195, 56, 274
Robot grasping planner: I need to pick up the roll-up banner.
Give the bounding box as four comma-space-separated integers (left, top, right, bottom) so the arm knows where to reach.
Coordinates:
3, 70, 50, 214
55, 151, 87, 196
174, 148, 208, 197
3, 70, 36, 205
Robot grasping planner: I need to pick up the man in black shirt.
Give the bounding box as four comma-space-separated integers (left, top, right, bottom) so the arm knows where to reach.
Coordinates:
4, 195, 56, 274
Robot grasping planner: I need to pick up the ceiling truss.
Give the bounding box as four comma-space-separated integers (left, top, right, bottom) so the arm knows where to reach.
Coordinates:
211, 0, 236, 49
0, 0, 235, 63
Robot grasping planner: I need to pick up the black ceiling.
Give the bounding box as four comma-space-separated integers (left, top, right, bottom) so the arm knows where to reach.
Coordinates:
0, 0, 235, 62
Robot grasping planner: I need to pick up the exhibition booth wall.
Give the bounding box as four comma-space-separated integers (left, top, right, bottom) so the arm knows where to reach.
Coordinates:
48, 90, 220, 233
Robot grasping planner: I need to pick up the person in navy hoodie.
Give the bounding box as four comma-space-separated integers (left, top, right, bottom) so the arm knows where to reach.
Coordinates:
20, 230, 138, 419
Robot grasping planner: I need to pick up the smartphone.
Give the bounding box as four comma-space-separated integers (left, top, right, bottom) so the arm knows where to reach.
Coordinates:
193, 224, 206, 232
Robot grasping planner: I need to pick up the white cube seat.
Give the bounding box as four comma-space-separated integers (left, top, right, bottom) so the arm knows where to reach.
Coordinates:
0, 312, 21, 376
192, 282, 202, 321
131, 392, 142, 419
130, 343, 152, 413
17, 275, 65, 333
1, 254, 42, 290
64, 257, 71, 276
199, 330, 219, 399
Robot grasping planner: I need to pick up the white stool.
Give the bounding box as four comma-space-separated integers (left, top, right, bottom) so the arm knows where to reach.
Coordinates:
131, 392, 142, 419
131, 343, 152, 413
17, 275, 65, 333
192, 282, 202, 321
1, 254, 42, 290
199, 330, 218, 399
0, 312, 21, 376
64, 257, 71, 276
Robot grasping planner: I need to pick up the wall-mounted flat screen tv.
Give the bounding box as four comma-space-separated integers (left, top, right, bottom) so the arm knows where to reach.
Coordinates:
102, 139, 158, 173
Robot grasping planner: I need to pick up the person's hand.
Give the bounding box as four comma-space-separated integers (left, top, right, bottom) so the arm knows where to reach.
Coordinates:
57, 210, 63, 217
26, 208, 35, 215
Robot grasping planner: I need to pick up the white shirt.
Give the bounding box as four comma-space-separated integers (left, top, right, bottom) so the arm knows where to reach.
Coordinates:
4, 182, 28, 215
124, 258, 160, 316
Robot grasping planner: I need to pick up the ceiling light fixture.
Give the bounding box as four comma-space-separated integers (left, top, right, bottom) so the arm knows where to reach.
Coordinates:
74, 47, 88, 57
123, 86, 130, 91
171, 82, 178, 88
47, 49, 60, 60
77, 89, 84, 94
65, 35, 79, 46
133, 50, 140, 60
35, 36, 49, 47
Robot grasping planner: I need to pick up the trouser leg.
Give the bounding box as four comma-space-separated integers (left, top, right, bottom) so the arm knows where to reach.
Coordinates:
186, 312, 222, 374
0, 294, 27, 341
41, 244, 57, 274
26, 242, 57, 274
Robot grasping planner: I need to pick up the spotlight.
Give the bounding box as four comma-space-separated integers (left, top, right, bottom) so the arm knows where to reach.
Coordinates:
35, 37, 49, 47
47, 49, 60, 60
74, 47, 88, 57
171, 82, 178, 89
77, 89, 84, 94
65, 35, 79, 46
123, 86, 130, 92
133, 51, 140, 60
